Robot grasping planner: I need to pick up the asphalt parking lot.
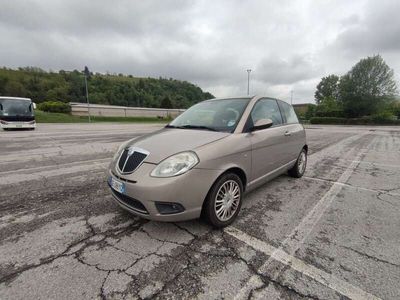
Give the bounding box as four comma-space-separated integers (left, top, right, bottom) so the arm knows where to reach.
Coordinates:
0, 123, 399, 300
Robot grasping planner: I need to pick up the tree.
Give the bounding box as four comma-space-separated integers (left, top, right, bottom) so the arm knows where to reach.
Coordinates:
305, 104, 316, 120
4, 80, 27, 96
0, 66, 214, 107
83, 66, 91, 78
160, 96, 173, 108
339, 55, 397, 117
314, 74, 340, 105
0, 75, 9, 94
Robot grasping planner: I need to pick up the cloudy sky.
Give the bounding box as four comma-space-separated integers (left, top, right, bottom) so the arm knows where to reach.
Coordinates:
1, 0, 399, 103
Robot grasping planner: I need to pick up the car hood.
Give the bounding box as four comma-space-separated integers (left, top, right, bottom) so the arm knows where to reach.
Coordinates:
125, 128, 230, 163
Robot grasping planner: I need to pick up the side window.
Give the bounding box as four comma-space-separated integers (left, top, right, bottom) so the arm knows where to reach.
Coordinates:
250, 99, 283, 127
278, 101, 299, 124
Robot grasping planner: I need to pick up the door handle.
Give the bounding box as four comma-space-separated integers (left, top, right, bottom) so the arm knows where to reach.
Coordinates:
284, 131, 291, 136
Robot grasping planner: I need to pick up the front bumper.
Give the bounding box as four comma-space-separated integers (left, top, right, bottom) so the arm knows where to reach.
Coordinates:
108, 163, 222, 222
1, 121, 36, 129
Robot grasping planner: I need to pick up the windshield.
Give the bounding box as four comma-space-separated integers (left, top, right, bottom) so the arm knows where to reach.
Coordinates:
168, 98, 250, 133
0, 99, 34, 117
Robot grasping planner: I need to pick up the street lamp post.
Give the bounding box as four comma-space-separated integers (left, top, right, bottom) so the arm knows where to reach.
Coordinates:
84, 74, 91, 123
290, 90, 293, 105
246, 69, 251, 95
83, 66, 91, 123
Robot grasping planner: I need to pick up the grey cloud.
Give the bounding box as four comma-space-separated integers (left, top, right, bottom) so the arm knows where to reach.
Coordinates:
0, 0, 193, 38
255, 55, 321, 85
0, 0, 399, 103
332, 0, 400, 56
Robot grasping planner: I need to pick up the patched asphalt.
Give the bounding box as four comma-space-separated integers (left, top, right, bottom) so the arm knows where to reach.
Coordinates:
0, 123, 399, 299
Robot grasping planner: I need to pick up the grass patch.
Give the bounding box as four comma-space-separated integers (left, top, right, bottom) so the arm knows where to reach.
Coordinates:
35, 110, 170, 123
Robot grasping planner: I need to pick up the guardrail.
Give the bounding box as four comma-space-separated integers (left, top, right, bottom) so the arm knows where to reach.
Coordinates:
70, 103, 185, 118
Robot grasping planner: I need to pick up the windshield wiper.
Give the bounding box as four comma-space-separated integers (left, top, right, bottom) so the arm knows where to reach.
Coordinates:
165, 124, 218, 132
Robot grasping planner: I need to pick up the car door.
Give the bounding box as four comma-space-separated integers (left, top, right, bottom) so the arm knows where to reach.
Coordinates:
277, 100, 304, 163
247, 98, 290, 182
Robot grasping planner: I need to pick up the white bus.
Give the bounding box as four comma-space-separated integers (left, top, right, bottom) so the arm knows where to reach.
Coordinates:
0, 97, 36, 130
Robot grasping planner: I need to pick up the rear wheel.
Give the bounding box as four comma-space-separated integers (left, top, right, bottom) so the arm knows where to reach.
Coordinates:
288, 148, 307, 178
203, 173, 243, 228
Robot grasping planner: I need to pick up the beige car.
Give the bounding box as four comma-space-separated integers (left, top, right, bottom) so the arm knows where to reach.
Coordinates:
108, 96, 307, 227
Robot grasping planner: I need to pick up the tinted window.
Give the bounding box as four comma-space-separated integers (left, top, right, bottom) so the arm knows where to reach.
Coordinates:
278, 101, 299, 124
250, 99, 283, 127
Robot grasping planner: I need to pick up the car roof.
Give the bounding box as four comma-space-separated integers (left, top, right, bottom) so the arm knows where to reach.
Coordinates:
205, 96, 252, 101
0, 96, 32, 101
204, 96, 291, 106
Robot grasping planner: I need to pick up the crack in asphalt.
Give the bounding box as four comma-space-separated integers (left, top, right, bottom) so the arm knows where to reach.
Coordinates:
220, 232, 322, 300
0, 217, 145, 284
376, 192, 400, 209
99, 271, 111, 300
342, 246, 400, 268
139, 228, 188, 246
263, 273, 321, 300
0, 220, 97, 283
148, 237, 201, 299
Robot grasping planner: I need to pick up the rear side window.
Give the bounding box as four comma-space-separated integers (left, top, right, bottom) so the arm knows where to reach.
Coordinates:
250, 99, 283, 127
278, 101, 299, 124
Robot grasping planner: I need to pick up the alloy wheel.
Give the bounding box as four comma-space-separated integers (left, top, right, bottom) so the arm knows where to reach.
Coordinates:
214, 180, 241, 221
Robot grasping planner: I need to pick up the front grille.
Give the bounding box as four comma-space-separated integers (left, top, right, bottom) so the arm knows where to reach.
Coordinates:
118, 148, 148, 174
1, 115, 34, 122
111, 189, 148, 214
124, 152, 147, 172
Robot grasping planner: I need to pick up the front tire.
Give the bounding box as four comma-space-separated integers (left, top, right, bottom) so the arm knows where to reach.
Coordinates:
203, 173, 243, 228
288, 148, 307, 178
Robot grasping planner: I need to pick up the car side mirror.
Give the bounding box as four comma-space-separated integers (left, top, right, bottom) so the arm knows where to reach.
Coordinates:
251, 118, 273, 131
32, 103, 37, 109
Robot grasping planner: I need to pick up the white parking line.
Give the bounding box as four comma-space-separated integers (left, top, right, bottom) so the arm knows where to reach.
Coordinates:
0, 157, 111, 176
0, 160, 108, 185
261, 146, 367, 271
225, 227, 381, 300
229, 137, 375, 299
340, 159, 400, 169
303, 176, 400, 198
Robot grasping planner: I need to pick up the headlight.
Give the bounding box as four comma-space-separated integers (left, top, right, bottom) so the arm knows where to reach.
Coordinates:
151, 151, 199, 177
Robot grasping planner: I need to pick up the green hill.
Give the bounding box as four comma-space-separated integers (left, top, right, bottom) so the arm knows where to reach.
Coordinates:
0, 67, 214, 109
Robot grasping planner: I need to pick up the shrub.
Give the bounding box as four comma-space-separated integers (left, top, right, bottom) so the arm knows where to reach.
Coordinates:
370, 111, 396, 122
38, 101, 71, 113
304, 104, 316, 120
310, 116, 400, 125
310, 117, 347, 125
315, 110, 345, 118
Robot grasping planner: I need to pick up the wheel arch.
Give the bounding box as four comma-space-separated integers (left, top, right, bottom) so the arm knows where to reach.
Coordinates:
200, 166, 248, 217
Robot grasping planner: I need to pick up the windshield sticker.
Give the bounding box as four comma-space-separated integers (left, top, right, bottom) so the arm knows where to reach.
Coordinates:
227, 120, 235, 126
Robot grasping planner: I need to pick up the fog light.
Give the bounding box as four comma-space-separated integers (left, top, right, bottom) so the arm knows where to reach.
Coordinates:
155, 202, 185, 215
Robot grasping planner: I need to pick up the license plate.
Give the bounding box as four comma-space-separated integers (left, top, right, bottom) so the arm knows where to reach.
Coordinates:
16, 124, 22, 128
110, 177, 125, 194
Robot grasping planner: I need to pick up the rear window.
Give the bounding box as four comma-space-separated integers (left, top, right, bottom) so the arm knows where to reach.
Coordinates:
278, 101, 299, 124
